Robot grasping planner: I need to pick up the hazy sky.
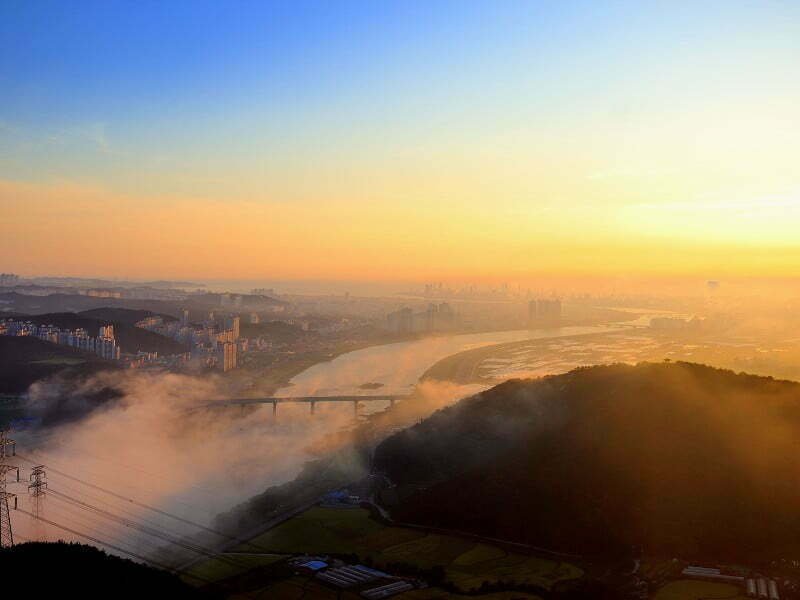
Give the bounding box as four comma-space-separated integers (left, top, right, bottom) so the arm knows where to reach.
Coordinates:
2, 1, 799, 281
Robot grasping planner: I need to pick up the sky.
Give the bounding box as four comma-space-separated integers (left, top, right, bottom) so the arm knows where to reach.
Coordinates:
1, 1, 799, 282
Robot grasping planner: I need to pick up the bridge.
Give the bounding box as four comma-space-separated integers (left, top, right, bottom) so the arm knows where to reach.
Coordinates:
196, 394, 412, 417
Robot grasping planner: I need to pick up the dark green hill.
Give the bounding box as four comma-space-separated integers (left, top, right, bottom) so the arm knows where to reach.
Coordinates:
0, 542, 214, 599
79, 307, 177, 325
374, 362, 800, 564
19, 312, 188, 355
240, 320, 309, 342
0, 335, 116, 394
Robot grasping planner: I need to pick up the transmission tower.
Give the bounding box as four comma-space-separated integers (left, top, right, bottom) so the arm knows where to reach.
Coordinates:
28, 465, 47, 542
0, 430, 19, 548
0, 429, 14, 460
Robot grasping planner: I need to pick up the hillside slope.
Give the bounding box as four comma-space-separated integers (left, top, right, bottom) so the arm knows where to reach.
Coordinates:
0, 335, 117, 394
79, 307, 177, 325
374, 362, 800, 563
0, 542, 213, 599
19, 311, 188, 355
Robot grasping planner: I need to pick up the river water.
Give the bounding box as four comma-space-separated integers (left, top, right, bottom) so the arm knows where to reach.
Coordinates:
275, 324, 618, 398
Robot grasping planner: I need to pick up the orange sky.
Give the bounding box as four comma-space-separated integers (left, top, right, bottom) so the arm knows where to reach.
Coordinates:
2, 3, 799, 282
4, 177, 800, 282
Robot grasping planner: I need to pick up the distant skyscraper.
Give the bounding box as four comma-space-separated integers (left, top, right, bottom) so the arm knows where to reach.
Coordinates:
225, 316, 240, 340
217, 341, 237, 371
529, 299, 562, 324
387, 307, 413, 333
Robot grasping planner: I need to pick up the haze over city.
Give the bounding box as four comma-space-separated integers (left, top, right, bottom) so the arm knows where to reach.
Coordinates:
2, 2, 800, 600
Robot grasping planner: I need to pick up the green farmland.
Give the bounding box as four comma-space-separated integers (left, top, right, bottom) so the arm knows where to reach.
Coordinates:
653, 579, 749, 600
239, 507, 581, 593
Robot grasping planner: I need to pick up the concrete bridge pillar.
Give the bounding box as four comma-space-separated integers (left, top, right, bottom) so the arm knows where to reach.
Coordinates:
390, 398, 396, 408
272, 400, 277, 417
353, 400, 359, 417
310, 400, 316, 415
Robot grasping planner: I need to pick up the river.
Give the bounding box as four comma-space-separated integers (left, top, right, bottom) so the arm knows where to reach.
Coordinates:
275, 324, 619, 398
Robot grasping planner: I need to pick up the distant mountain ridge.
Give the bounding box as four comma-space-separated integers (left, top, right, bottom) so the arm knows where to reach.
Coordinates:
374, 362, 800, 563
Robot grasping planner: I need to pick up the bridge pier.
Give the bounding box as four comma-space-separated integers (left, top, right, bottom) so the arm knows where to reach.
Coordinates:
310, 400, 316, 415
390, 398, 395, 408
272, 400, 277, 417
353, 400, 359, 417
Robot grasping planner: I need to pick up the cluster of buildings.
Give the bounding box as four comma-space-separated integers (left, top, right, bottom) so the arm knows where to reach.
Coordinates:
84, 289, 122, 298
528, 298, 562, 324
0, 319, 121, 360
681, 566, 780, 600
291, 557, 416, 599
386, 303, 458, 334
135, 311, 241, 371
0, 273, 20, 287
746, 578, 781, 600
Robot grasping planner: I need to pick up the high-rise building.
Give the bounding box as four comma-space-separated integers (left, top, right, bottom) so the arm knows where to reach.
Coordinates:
529, 298, 562, 323
225, 316, 240, 340
217, 341, 237, 371
96, 336, 120, 360
387, 307, 414, 333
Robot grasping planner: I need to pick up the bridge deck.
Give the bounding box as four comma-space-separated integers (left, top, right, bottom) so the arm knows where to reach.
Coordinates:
198, 395, 410, 409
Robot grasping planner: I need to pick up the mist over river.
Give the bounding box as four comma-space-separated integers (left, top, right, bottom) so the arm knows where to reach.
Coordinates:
276, 324, 619, 397
10, 321, 637, 557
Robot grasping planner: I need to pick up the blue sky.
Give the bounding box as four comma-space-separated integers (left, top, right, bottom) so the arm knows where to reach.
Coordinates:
2, 1, 800, 279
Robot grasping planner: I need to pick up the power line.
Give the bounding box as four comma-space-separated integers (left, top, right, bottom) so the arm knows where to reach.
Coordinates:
43, 498, 170, 560
27, 464, 47, 542
47, 488, 247, 568
12, 506, 212, 585
46, 475, 191, 535
23, 448, 217, 514
16, 453, 233, 540
0, 429, 19, 548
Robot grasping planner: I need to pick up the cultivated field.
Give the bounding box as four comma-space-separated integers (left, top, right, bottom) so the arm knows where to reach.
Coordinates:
653, 579, 749, 600
240, 507, 582, 592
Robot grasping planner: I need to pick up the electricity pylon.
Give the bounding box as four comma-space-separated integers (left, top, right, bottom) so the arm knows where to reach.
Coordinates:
0, 430, 19, 548
28, 465, 47, 541
0, 429, 14, 459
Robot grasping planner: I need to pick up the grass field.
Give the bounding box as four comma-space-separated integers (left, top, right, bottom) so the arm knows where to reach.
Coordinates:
404, 589, 543, 600
31, 357, 86, 365
241, 507, 582, 592
220, 575, 545, 600
653, 579, 749, 600
240, 507, 385, 555
182, 553, 286, 584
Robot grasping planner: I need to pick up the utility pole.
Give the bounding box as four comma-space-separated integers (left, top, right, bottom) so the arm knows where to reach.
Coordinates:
28, 465, 47, 542
0, 429, 19, 548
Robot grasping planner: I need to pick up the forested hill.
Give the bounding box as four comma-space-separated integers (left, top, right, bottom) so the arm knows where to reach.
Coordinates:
0, 335, 117, 394
0, 542, 214, 598
373, 362, 800, 563
15, 311, 188, 355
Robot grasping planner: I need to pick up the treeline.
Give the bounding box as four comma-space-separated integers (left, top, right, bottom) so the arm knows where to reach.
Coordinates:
0, 541, 217, 599
374, 362, 800, 564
